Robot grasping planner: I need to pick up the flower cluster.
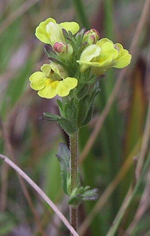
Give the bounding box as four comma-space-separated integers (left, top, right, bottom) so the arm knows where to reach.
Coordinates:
29, 17, 131, 100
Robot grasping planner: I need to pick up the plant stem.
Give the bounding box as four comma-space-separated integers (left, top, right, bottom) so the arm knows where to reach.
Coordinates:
69, 131, 79, 234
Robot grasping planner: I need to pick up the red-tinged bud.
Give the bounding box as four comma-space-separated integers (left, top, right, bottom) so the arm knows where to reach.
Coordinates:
53, 42, 73, 59
53, 42, 66, 53
83, 29, 100, 45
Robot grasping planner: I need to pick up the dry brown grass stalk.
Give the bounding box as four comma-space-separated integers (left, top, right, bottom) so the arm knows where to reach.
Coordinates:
0, 153, 79, 236
0, 116, 48, 236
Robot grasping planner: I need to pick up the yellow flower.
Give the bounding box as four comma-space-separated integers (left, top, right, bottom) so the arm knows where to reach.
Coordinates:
29, 63, 78, 99
77, 38, 131, 75
35, 18, 80, 46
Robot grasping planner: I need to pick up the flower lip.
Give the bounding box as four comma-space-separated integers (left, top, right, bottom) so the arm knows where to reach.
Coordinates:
29, 63, 78, 99
35, 18, 80, 46
60, 21, 80, 35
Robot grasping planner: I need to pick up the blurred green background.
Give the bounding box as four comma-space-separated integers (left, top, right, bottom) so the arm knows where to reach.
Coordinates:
0, 0, 150, 235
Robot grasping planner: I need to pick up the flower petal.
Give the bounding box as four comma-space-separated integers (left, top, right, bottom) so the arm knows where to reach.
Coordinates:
29, 72, 46, 90
113, 54, 132, 68
77, 45, 101, 71
41, 64, 51, 76
60, 22, 80, 34
113, 43, 132, 68
80, 45, 101, 62
50, 62, 67, 79
46, 22, 65, 45
97, 39, 118, 61
35, 18, 56, 44
96, 38, 113, 47
38, 80, 59, 99
57, 77, 78, 97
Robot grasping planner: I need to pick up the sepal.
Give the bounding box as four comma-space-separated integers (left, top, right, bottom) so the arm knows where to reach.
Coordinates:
62, 29, 74, 47
44, 45, 56, 58
75, 28, 86, 46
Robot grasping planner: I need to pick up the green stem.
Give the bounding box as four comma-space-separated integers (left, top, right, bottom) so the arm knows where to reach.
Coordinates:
69, 131, 78, 234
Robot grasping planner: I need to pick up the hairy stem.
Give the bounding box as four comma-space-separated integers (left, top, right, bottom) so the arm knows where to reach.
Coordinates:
69, 131, 78, 234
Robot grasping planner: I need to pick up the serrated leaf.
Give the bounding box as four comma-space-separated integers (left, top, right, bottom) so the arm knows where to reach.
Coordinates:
63, 99, 78, 124
57, 118, 77, 135
57, 99, 63, 111
76, 83, 90, 100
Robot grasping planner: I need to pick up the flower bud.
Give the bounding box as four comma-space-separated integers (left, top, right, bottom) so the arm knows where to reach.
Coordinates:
83, 29, 100, 45
53, 42, 66, 53
53, 42, 73, 59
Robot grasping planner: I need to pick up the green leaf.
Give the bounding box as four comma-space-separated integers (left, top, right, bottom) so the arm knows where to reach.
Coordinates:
43, 112, 61, 121
56, 143, 70, 171
75, 83, 90, 100
56, 143, 71, 195
57, 99, 63, 111
43, 112, 77, 134
68, 186, 99, 206
63, 99, 78, 124
57, 118, 77, 135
